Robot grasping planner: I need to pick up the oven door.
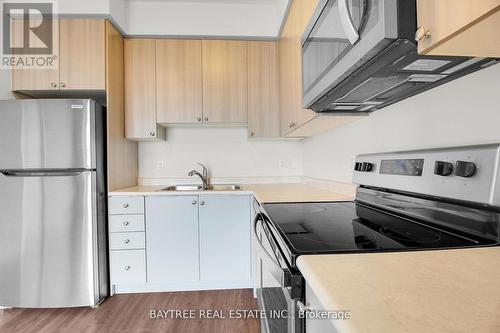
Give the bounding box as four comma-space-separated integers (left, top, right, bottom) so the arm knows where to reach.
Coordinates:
302, 0, 401, 109
254, 214, 303, 333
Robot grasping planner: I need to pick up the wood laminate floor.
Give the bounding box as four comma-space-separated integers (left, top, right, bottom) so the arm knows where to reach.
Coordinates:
0, 289, 260, 333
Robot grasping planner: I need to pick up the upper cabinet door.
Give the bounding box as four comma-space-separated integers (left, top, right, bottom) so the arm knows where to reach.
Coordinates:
124, 39, 164, 141
202, 40, 248, 123
278, 0, 317, 137
156, 40, 203, 124
247, 41, 280, 138
59, 19, 105, 90
11, 19, 60, 91
417, 0, 500, 56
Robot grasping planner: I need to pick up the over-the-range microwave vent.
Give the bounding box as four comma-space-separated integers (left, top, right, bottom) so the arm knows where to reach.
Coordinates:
311, 41, 498, 113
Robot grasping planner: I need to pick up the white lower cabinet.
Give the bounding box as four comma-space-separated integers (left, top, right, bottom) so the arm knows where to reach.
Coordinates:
110, 250, 147, 284
146, 195, 200, 283
199, 195, 251, 282
109, 193, 252, 293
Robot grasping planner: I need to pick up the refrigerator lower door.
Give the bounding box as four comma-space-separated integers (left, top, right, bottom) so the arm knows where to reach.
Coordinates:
0, 170, 103, 308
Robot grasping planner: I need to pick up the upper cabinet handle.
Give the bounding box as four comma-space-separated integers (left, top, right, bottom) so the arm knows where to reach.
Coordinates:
415, 26, 431, 41
338, 0, 360, 44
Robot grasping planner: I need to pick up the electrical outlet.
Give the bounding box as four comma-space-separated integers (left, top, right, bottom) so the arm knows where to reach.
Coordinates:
157, 160, 165, 169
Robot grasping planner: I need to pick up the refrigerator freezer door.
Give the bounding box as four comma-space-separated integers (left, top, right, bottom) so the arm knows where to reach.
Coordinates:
0, 170, 100, 307
0, 99, 95, 170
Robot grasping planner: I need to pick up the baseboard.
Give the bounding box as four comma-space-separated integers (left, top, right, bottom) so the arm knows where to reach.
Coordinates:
113, 280, 253, 294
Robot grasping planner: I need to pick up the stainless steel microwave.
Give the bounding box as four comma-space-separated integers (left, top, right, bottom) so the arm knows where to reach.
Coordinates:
302, 0, 497, 113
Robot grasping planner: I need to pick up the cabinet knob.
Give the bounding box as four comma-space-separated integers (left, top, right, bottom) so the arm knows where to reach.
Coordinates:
250, 131, 254, 137
60, 82, 66, 88
123, 203, 129, 208
197, 117, 202, 122
123, 221, 129, 226
149, 131, 155, 137
415, 26, 431, 41
50, 82, 57, 88
204, 117, 208, 122
124, 265, 131, 271
200, 201, 205, 206
192, 200, 197, 205
124, 239, 130, 244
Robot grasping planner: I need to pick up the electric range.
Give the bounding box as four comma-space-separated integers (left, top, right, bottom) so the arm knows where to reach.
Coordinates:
253, 144, 500, 333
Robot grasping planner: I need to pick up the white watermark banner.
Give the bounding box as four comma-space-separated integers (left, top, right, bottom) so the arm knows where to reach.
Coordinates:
148, 309, 352, 320
1, 0, 59, 69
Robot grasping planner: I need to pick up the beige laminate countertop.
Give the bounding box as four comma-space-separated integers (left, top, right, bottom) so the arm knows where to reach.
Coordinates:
297, 247, 500, 333
110, 183, 354, 203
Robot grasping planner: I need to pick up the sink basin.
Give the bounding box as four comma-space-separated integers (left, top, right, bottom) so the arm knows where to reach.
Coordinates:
159, 184, 241, 191
206, 184, 241, 191
160, 185, 204, 191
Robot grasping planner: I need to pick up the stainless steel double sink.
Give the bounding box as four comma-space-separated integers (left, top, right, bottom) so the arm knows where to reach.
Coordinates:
159, 184, 241, 191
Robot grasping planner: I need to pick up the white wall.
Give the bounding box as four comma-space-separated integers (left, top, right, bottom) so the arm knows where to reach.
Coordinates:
125, 0, 287, 37
57, 0, 109, 15
139, 127, 303, 181
302, 63, 500, 184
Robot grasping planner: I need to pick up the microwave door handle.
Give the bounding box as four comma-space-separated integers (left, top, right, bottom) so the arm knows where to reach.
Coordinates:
338, 0, 359, 44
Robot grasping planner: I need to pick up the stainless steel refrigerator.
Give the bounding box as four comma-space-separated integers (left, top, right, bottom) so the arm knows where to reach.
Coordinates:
0, 99, 108, 308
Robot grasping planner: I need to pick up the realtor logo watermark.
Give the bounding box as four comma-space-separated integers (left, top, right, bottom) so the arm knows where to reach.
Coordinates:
1, 1, 58, 69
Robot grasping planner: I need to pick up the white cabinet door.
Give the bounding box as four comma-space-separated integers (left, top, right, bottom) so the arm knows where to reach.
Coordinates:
146, 196, 200, 283
199, 195, 251, 282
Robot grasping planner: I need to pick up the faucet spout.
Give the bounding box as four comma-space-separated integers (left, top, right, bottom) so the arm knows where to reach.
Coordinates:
187, 169, 208, 190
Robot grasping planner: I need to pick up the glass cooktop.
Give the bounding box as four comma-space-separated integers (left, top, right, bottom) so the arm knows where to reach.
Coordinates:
262, 202, 497, 254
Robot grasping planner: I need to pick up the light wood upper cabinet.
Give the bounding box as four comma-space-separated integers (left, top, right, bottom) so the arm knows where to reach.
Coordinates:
59, 19, 105, 90
247, 41, 280, 138
156, 40, 203, 124
124, 39, 165, 141
417, 0, 500, 56
11, 19, 60, 91
279, 0, 318, 137
12, 19, 105, 91
202, 40, 248, 123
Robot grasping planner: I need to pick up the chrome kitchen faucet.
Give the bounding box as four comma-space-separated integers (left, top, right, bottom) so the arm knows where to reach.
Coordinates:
188, 163, 209, 190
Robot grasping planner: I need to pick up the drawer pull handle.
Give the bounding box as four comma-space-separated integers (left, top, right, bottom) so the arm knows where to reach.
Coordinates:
123, 203, 129, 208
124, 265, 131, 271
123, 221, 130, 226
124, 239, 130, 244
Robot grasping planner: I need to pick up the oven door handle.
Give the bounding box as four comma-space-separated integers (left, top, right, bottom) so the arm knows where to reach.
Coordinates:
253, 214, 282, 268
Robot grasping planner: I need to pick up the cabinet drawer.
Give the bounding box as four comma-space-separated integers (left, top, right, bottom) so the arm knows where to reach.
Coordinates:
109, 196, 144, 215
109, 232, 145, 250
110, 250, 146, 284
109, 215, 145, 233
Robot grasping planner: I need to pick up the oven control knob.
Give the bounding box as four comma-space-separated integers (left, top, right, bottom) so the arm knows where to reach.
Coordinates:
354, 162, 362, 171
361, 162, 373, 172
455, 161, 476, 177
434, 161, 453, 176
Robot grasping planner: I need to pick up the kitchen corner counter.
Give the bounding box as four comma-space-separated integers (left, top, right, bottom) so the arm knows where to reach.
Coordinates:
109, 183, 354, 203
297, 247, 500, 333
241, 183, 353, 203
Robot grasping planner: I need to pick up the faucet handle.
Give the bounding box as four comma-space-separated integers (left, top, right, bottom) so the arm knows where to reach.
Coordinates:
197, 163, 208, 178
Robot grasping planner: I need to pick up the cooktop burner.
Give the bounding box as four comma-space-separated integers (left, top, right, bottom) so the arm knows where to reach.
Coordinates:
262, 201, 496, 255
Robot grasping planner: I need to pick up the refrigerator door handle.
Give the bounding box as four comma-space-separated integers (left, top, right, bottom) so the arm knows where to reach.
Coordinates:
0, 169, 87, 177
